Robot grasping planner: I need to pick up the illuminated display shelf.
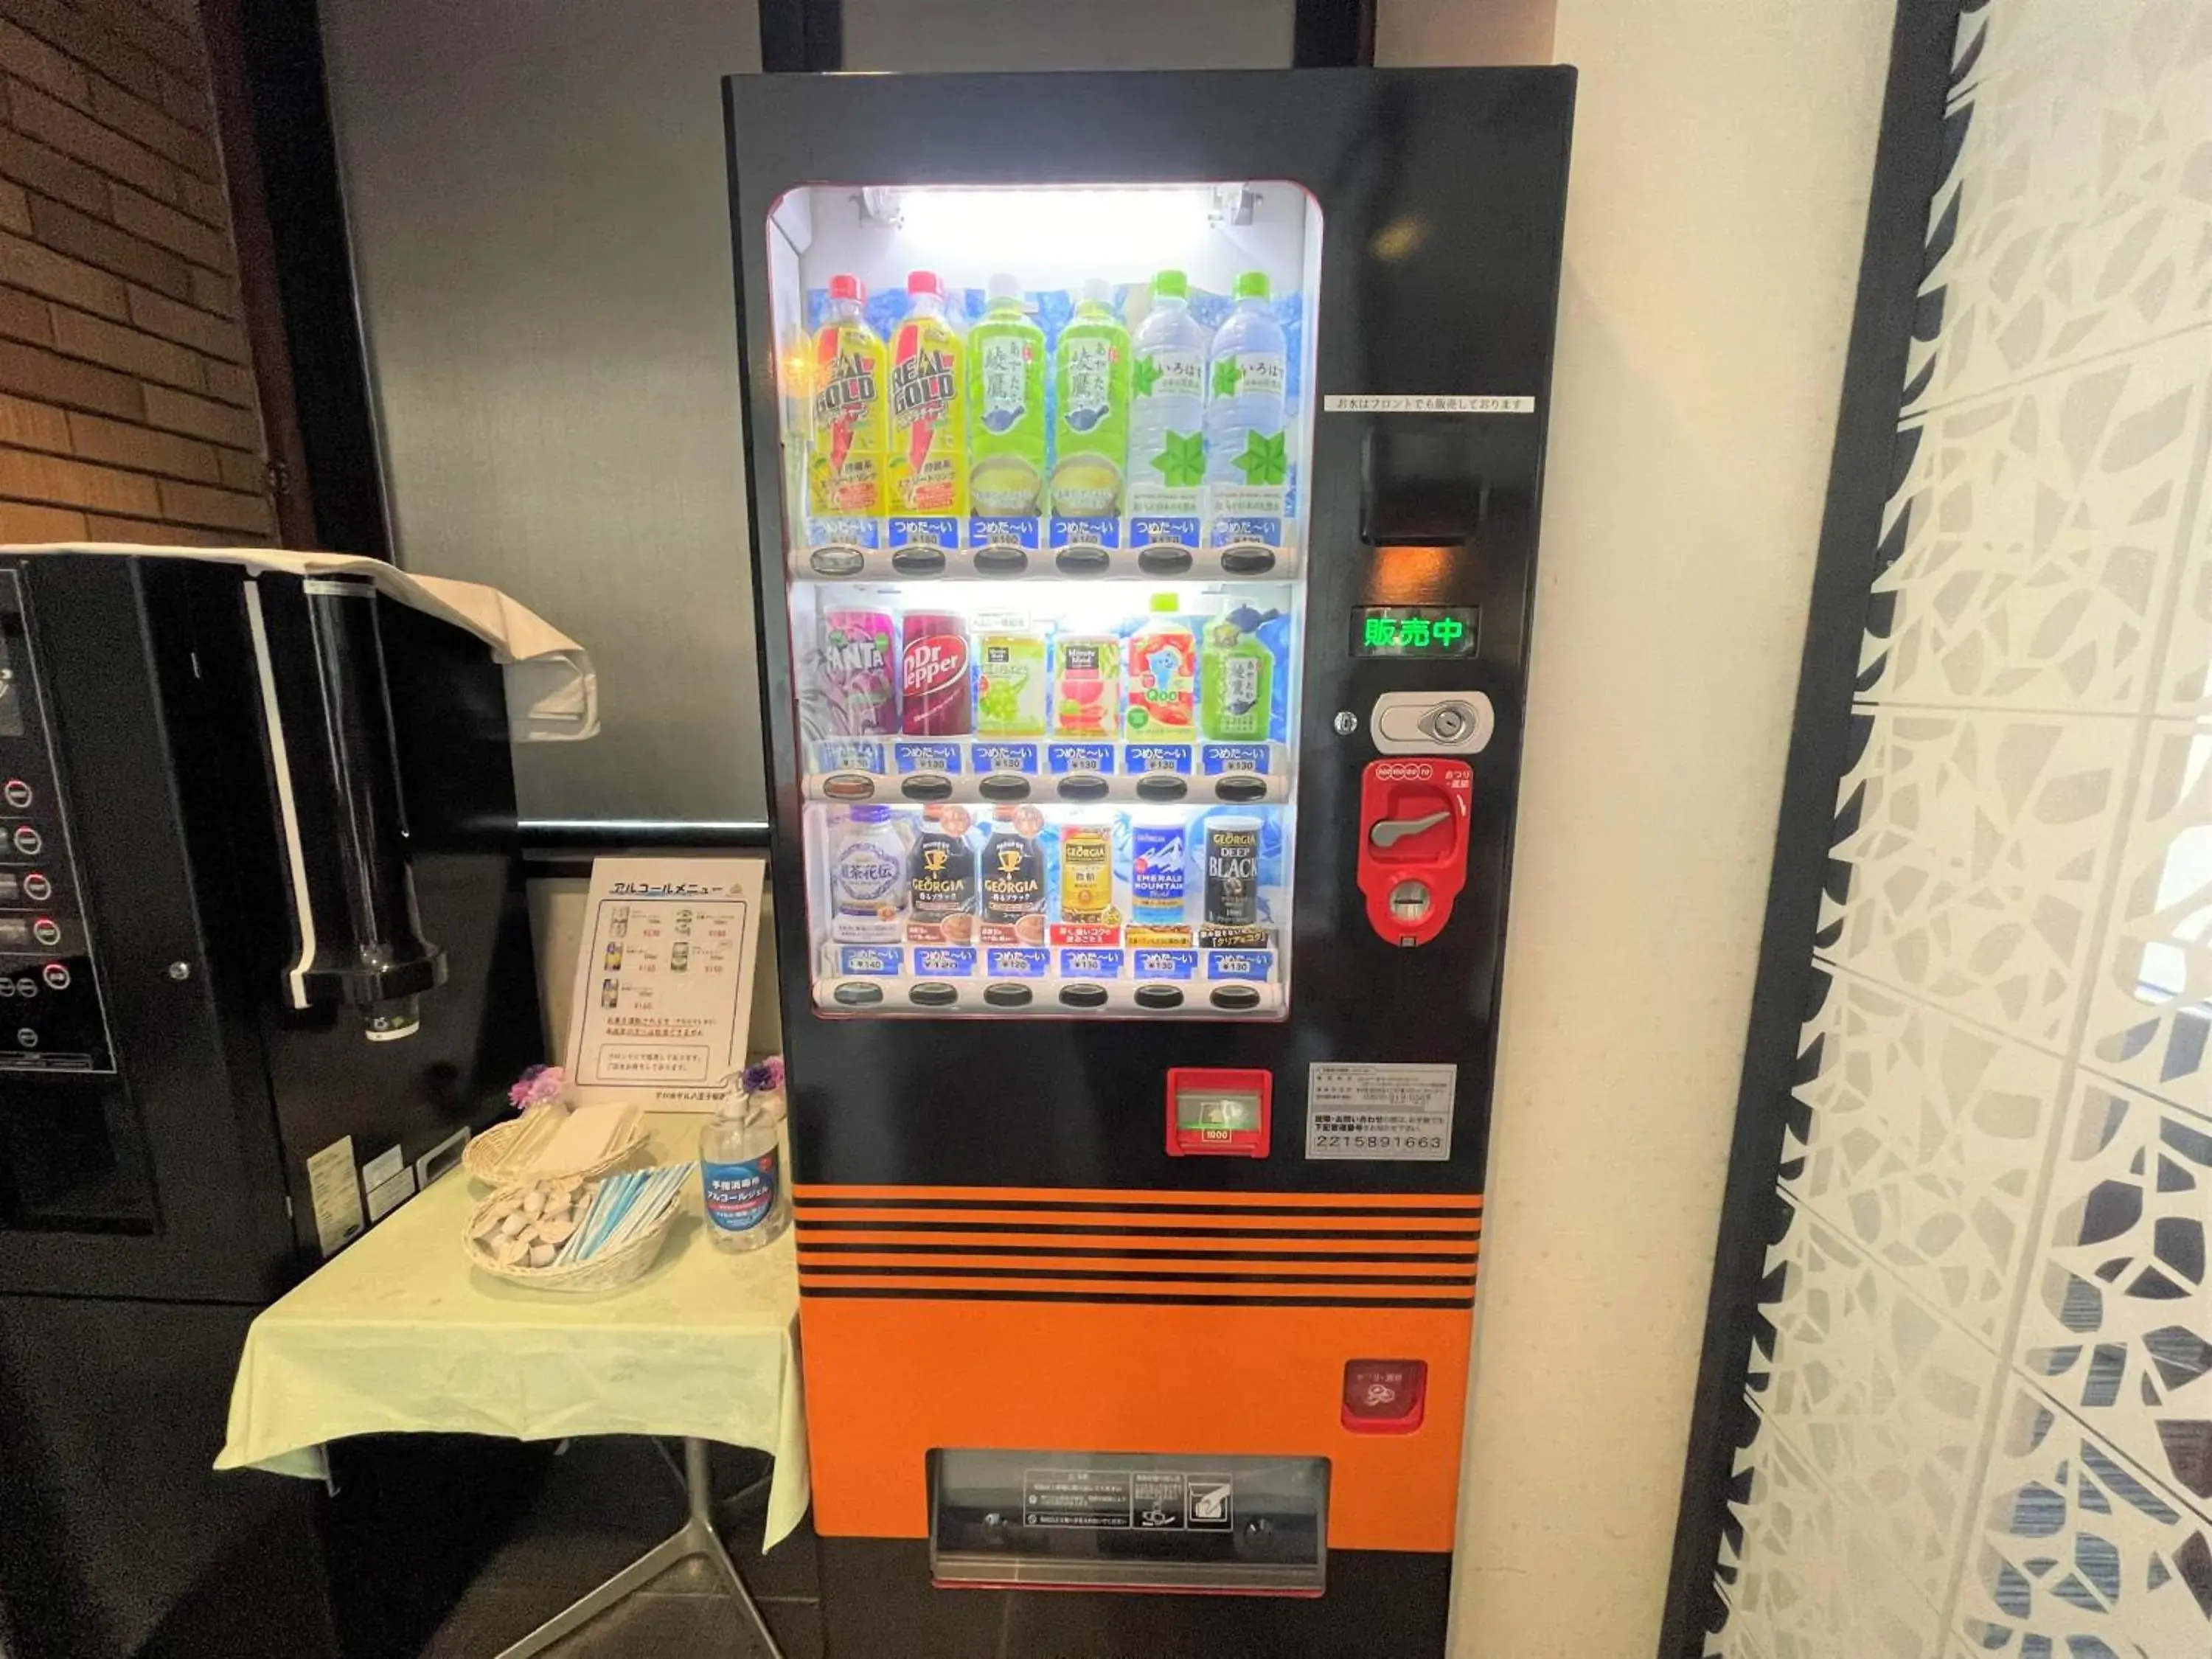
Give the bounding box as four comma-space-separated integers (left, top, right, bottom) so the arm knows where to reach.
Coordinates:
768, 174, 1320, 1020
787, 538, 1303, 583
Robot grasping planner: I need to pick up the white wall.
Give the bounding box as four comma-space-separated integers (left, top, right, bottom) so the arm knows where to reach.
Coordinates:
1441, 3, 1894, 1655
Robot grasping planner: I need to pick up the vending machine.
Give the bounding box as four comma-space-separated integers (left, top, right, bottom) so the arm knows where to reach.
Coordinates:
726, 68, 1572, 1658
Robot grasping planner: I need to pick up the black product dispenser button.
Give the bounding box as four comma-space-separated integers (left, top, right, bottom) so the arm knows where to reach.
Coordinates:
973, 546, 1027, 574
1137, 546, 1193, 576
983, 982, 1032, 1009
978, 774, 1031, 801
1058, 982, 1109, 1010
809, 546, 866, 577
1360, 420, 1489, 545
1135, 774, 1188, 802
901, 774, 955, 801
823, 773, 877, 801
909, 981, 960, 1008
890, 546, 947, 576
1134, 984, 1185, 1011
1054, 547, 1110, 574
832, 981, 885, 1007
1218, 546, 1276, 575
1210, 984, 1262, 1012
1214, 774, 1268, 803
1056, 774, 1110, 802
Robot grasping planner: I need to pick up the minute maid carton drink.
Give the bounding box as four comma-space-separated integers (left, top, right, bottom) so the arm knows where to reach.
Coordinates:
887, 271, 967, 552
966, 273, 1046, 556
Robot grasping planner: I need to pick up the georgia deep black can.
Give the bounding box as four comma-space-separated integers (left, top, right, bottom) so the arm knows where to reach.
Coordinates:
1203, 815, 1261, 928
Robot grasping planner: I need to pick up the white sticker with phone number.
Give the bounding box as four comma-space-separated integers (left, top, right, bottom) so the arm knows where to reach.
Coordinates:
1304, 1062, 1456, 1161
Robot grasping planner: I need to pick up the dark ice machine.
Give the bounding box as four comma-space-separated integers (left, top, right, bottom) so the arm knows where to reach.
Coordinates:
0, 550, 548, 1659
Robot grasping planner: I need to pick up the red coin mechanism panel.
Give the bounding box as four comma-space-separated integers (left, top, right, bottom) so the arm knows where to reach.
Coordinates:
1164, 1067, 1272, 1158
1356, 757, 1473, 947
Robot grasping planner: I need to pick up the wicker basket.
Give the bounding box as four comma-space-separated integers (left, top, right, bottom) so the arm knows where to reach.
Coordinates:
463, 1113, 647, 1188
463, 1181, 682, 1295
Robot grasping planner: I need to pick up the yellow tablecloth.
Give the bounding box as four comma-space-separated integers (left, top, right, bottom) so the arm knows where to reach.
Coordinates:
215, 1115, 809, 1546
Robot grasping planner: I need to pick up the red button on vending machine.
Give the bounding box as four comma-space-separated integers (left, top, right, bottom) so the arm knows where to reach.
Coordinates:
1164, 1068, 1272, 1158
1342, 1358, 1428, 1433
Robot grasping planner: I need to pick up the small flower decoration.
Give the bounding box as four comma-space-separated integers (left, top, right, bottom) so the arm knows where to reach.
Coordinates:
508, 1063, 566, 1110
741, 1055, 785, 1097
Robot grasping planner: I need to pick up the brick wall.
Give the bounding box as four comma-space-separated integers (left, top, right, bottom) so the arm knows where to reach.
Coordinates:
0, 0, 276, 546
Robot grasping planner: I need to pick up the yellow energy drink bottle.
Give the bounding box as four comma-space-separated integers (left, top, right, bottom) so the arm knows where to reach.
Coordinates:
887, 269, 968, 552
807, 274, 887, 539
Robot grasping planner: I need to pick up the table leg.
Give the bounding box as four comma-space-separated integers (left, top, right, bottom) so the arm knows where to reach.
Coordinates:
493, 1438, 787, 1659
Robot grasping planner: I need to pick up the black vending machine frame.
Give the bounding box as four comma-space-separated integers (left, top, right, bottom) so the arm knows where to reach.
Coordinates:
728, 68, 1573, 1659
731, 68, 1573, 1192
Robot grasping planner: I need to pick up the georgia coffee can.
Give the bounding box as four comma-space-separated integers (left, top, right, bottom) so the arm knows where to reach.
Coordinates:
900, 610, 972, 735
1203, 815, 1262, 928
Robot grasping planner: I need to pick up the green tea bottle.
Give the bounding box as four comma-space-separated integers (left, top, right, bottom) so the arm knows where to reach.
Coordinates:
1049, 277, 1131, 524
1199, 610, 1274, 742
965, 272, 1046, 522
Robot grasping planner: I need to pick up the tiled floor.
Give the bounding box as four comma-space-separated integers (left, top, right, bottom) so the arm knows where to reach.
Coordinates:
415, 1439, 821, 1659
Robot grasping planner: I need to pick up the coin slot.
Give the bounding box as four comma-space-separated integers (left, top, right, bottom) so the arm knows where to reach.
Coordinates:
1389, 880, 1434, 924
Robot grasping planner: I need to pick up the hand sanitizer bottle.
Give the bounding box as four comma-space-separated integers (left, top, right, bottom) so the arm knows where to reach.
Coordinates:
700, 1074, 789, 1253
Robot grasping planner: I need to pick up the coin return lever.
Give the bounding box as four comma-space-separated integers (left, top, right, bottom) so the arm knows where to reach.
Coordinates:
1356, 758, 1472, 947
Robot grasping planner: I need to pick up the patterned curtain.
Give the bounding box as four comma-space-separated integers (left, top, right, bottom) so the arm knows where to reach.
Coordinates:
1708, 1, 2212, 1654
